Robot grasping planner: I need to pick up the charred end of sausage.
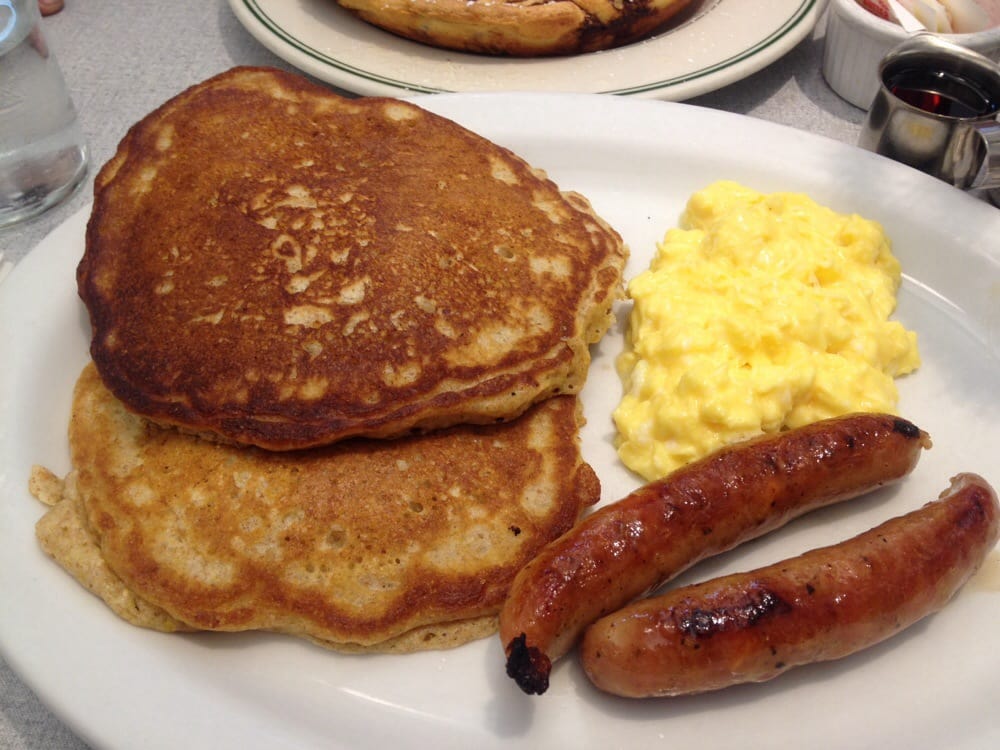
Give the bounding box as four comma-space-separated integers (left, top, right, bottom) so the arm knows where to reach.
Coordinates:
505, 633, 552, 695
891, 416, 928, 445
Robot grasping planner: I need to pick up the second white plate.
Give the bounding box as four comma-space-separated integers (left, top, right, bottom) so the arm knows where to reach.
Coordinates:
229, 0, 827, 98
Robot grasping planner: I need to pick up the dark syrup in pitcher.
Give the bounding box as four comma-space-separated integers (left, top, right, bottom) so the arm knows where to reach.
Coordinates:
888, 68, 1000, 118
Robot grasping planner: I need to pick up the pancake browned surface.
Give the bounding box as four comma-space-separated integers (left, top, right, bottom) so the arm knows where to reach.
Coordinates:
333, 0, 698, 57
78, 66, 627, 450
33, 363, 599, 652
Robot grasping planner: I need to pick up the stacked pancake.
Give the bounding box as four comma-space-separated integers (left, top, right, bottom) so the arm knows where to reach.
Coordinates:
31, 67, 628, 653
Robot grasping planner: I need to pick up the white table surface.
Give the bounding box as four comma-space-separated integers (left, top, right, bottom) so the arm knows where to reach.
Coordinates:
0, 2, 870, 748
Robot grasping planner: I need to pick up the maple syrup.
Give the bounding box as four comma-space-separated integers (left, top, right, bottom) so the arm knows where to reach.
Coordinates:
887, 67, 1000, 119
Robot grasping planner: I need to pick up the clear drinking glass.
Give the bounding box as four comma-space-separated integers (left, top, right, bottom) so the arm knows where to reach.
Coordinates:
0, 0, 87, 228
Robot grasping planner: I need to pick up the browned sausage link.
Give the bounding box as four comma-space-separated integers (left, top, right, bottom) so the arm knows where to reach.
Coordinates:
500, 413, 930, 695
580, 473, 999, 698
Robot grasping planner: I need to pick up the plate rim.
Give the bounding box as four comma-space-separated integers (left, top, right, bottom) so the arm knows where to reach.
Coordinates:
228, 0, 829, 99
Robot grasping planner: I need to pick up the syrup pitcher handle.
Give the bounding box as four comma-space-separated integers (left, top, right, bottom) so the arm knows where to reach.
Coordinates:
970, 120, 1000, 190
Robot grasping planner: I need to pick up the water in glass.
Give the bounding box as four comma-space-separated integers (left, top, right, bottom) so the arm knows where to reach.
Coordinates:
0, 0, 86, 227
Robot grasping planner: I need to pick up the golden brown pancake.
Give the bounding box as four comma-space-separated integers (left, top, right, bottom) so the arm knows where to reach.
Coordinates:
32, 468, 194, 634
32, 363, 599, 652
334, 0, 698, 57
79, 66, 627, 450
31, 467, 502, 651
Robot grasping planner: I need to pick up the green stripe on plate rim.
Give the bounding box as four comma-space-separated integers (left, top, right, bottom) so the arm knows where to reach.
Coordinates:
239, 0, 820, 96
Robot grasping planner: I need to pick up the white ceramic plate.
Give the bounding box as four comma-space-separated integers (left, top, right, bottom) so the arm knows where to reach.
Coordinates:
228, 0, 828, 99
2, 93, 1000, 750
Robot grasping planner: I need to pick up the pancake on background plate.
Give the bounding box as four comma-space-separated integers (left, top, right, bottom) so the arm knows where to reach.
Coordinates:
333, 0, 699, 56
31, 363, 600, 652
79, 66, 627, 451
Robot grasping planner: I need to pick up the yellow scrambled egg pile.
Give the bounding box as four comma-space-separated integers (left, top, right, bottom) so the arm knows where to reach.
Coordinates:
614, 181, 921, 482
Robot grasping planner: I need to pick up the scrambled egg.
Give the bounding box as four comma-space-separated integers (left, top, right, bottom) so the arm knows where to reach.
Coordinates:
614, 181, 921, 482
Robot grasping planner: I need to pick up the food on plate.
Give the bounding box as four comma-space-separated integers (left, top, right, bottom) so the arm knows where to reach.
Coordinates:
30, 467, 192, 634
500, 413, 930, 694
614, 181, 920, 482
580, 473, 999, 697
857, 0, 894, 19
31, 363, 599, 652
857, 0, 1000, 32
79, 66, 627, 451
31, 66, 624, 657
332, 0, 697, 57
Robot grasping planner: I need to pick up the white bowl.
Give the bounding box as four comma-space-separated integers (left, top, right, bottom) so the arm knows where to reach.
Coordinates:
822, 0, 1000, 109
